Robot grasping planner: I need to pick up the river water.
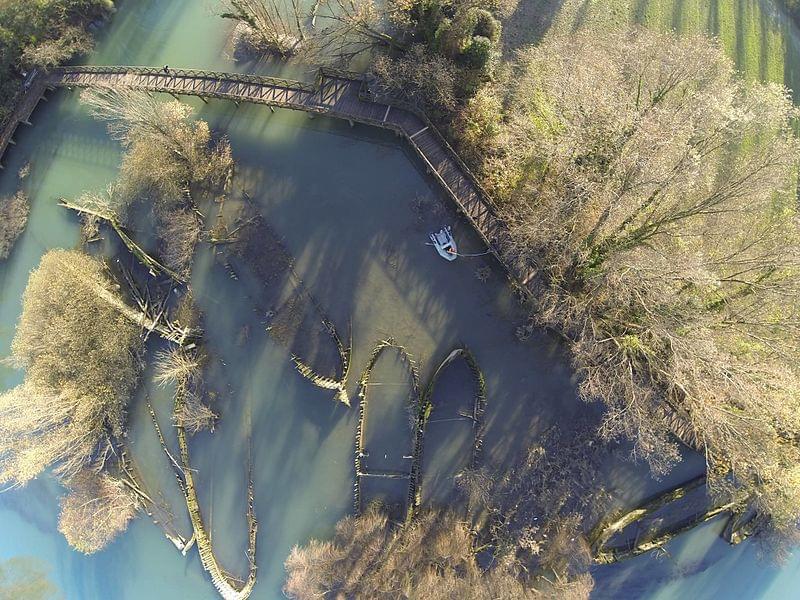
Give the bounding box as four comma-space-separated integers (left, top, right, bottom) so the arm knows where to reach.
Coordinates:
0, 1, 798, 599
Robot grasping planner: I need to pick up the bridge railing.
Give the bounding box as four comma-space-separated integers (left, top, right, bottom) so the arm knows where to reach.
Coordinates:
357, 82, 502, 223
52, 65, 318, 93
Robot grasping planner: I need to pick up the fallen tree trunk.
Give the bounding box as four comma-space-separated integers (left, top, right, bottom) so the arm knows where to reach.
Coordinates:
51, 238, 199, 345
588, 475, 706, 557
118, 446, 193, 553
59, 199, 187, 284
594, 499, 738, 564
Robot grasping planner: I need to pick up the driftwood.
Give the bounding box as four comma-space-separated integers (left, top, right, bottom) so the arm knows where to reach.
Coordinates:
587, 475, 747, 564
173, 380, 258, 600
59, 199, 187, 284
150, 378, 258, 599
117, 444, 192, 553
594, 500, 738, 564
52, 246, 198, 346
588, 475, 705, 556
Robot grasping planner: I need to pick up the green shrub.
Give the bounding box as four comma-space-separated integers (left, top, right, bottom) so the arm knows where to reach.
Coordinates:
463, 35, 493, 69
470, 8, 501, 43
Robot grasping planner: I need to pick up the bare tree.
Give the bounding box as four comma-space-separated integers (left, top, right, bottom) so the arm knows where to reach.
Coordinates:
80, 88, 234, 202
369, 44, 458, 113
57, 469, 139, 554
0, 190, 29, 260
73, 89, 234, 279
460, 423, 606, 585
221, 0, 402, 64
315, 0, 405, 62
284, 505, 567, 599
154, 349, 217, 434
20, 25, 94, 70
0, 249, 200, 487
222, 0, 307, 57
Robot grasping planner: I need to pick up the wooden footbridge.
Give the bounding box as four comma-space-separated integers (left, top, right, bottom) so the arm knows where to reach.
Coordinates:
1, 65, 531, 288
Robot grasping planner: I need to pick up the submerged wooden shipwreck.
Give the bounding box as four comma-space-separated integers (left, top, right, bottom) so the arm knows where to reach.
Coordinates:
353, 339, 420, 519
409, 346, 488, 512
223, 213, 352, 403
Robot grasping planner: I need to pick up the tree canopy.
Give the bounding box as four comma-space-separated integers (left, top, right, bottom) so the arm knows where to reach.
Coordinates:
283, 505, 574, 599
57, 469, 138, 554
458, 29, 800, 536
75, 89, 234, 279
0, 249, 141, 485
0, 0, 113, 120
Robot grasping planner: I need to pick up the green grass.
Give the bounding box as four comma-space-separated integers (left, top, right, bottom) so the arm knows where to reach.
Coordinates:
536, 0, 797, 92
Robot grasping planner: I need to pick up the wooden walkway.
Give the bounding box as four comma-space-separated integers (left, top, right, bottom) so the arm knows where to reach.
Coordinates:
0, 65, 529, 287
0, 77, 48, 171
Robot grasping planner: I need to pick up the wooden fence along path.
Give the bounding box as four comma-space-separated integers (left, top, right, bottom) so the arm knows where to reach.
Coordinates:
1, 65, 531, 287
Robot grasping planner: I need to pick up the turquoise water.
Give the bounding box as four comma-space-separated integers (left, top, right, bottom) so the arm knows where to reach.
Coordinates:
0, 1, 798, 598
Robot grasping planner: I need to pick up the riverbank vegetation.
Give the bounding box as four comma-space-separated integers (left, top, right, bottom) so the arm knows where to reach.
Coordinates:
455, 29, 800, 544
57, 469, 139, 554
284, 504, 585, 599
341, 0, 800, 573
0, 0, 114, 122
154, 346, 257, 599
2, 0, 799, 597
0, 190, 29, 259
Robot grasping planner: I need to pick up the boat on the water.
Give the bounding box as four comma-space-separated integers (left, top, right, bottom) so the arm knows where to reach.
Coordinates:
429, 226, 457, 261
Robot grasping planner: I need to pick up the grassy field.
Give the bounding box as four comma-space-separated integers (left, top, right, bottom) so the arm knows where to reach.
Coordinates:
504, 0, 800, 96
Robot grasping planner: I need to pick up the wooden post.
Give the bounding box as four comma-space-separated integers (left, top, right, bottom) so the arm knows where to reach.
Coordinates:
22, 119, 32, 126
348, 119, 354, 127
269, 106, 275, 113
8, 139, 15, 145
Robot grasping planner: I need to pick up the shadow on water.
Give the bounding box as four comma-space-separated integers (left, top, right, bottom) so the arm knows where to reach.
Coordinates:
164, 96, 589, 595
418, 356, 477, 507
